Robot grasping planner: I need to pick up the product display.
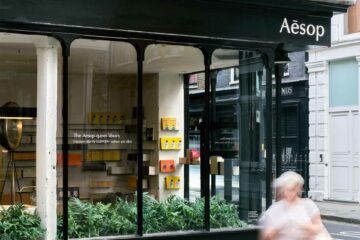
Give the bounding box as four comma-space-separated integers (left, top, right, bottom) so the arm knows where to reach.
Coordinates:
161, 118, 177, 131
179, 148, 201, 165
88, 112, 124, 125
210, 156, 225, 175
13, 152, 36, 161
159, 160, 176, 173
90, 180, 114, 188
165, 176, 181, 190
160, 137, 182, 150
85, 150, 121, 161
127, 175, 148, 189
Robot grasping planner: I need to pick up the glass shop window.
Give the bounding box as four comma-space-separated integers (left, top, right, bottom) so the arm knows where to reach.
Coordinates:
0, 33, 62, 240
187, 49, 267, 228
0, 34, 37, 207
67, 39, 138, 238
142, 44, 204, 233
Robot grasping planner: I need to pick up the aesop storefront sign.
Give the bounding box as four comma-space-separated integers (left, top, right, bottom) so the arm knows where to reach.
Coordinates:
280, 18, 325, 42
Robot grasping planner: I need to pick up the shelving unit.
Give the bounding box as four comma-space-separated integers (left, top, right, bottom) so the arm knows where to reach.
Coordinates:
63, 121, 158, 201
0, 123, 37, 205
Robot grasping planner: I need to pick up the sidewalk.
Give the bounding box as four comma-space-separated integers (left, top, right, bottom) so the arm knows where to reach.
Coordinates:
315, 200, 360, 224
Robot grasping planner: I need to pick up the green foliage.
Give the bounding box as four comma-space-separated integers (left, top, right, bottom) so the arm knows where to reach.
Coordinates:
62, 198, 136, 238
65, 195, 247, 238
0, 204, 45, 240
209, 196, 247, 228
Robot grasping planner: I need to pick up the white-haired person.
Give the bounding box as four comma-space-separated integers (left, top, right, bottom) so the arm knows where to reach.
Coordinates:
259, 171, 330, 240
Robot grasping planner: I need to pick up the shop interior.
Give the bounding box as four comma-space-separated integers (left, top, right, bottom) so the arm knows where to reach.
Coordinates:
0, 34, 267, 236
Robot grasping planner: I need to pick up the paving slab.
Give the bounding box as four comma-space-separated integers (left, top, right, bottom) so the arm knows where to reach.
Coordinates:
315, 200, 360, 224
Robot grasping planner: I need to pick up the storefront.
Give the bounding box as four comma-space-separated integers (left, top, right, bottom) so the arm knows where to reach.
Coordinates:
0, 1, 352, 239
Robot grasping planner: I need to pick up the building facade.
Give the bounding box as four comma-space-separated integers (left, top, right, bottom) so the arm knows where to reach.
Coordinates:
0, 1, 352, 239
307, 1, 360, 202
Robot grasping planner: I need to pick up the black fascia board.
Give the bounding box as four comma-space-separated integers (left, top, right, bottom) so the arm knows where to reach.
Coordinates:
210, 0, 351, 13
0, 0, 351, 50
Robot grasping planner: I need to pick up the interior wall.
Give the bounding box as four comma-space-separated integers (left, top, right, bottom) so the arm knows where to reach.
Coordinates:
158, 72, 184, 201
143, 74, 160, 199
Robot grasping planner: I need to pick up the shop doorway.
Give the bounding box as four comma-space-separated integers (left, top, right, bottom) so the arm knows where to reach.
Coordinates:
329, 109, 359, 201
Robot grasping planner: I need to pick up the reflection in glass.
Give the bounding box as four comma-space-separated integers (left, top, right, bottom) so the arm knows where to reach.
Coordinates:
67, 40, 137, 238
143, 44, 205, 233
208, 49, 266, 227
0, 34, 37, 207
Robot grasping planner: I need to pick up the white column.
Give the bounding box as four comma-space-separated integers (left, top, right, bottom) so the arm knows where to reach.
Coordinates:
305, 61, 329, 201
35, 36, 58, 240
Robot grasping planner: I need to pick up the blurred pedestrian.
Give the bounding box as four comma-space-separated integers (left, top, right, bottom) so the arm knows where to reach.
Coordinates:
273, 174, 286, 201
259, 171, 330, 240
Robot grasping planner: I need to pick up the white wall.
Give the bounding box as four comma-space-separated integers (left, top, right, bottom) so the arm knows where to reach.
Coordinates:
157, 72, 184, 201
307, 13, 360, 201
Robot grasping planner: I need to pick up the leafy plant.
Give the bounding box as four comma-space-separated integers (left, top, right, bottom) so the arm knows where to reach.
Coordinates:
64, 194, 247, 238
0, 204, 45, 240
64, 198, 136, 238
210, 196, 247, 228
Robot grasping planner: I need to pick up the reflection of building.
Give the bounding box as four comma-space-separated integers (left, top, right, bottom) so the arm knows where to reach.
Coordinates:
307, 1, 360, 202
279, 53, 310, 194
187, 52, 310, 197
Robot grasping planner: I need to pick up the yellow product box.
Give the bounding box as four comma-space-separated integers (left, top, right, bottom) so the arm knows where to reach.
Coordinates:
127, 176, 148, 189
210, 156, 225, 175
127, 175, 137, 188
105, 113, 112, 124
97, 113, 106, 125
13, 152, 36, 161
161, 118, 177, 131
87, 151, 103, 161
160, 137, 182, 150
113, 151, 121, 161
103, 151, 111, 160
86, 151, 92, 161
90, 180, 113, 188
111, 112, 124, 125
102, 150, 120, 161
89, 112, 124, 124
88, 112, 97, 124
165, 176, 181, 190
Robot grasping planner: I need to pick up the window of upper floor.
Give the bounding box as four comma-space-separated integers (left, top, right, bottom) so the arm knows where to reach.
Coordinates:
344, 0, 360, 34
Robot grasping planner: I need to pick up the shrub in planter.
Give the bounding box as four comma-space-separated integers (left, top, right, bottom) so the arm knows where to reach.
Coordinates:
0, 204, 45, 240
143, 195, 247, 233
64, 198, 136, 238
63, 194, 247, 238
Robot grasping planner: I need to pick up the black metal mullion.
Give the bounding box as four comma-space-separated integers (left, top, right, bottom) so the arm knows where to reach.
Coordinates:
201, 48, 213, 231
265, 63, 273, 209
275, 64, 282, 178
210, 70, 217, 197
135, 42, 146, 237
58, 35, 74, 240
184, 75, 190, 201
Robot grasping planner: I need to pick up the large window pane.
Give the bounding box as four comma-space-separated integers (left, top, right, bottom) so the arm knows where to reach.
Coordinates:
0, 33, 62, 240
329, 58, 358, 107
67, 39, 137, 238
143, 44, 204, 233
209, 49, 267, 227
0, 34, 37, 206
